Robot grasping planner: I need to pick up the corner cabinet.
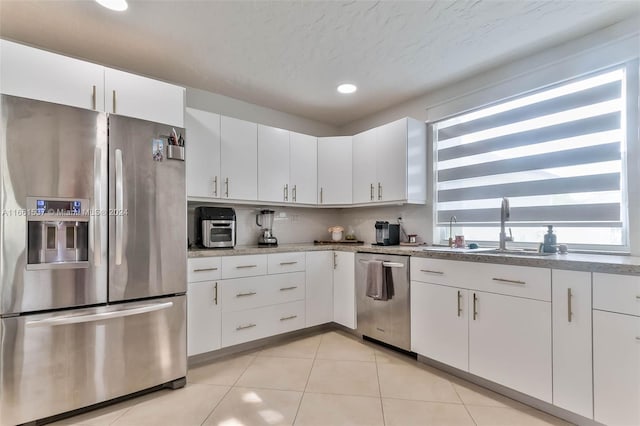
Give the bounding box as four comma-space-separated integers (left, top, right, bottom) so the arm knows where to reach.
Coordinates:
333, 251, 356, 328
305, 251, 334, 327
318, 137, 352, 205
352, 118, 427, 205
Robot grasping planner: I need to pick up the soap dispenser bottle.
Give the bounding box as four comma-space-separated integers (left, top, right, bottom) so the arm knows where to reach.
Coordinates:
543, 225, 557, 253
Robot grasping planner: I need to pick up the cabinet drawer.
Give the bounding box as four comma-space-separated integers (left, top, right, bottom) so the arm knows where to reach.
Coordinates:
593, 273, 640, 317
221, 255, 267, 279
411, 258, 460, 286
268, 252, 306, 274
270, 300, 306, 336
188, 257, 221, 282
220, 272, 305, 312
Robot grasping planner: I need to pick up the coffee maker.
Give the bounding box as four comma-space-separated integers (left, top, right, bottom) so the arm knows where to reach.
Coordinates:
256, 209, 278, 247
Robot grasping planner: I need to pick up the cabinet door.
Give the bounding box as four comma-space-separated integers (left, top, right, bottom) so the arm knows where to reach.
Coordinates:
187, 281, 221, 356
220, 116, 258, 201
0, 40, 104, 111
352, 129, 377, 204
593, 310, 640, 426
185, 108, 221, 198
258, 125, 290, 203
104, 68, 184, 127
376, 118, 407, 202
290, 132, 317, 205
411, 282, 469, 371
306, 251, 334, 327
552, 270, 593, 419
469, 292, 552, 403
333, 251, 356, 329
318, 137, 352, 205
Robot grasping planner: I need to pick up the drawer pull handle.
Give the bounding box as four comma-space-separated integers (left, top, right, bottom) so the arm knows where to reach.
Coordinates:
492, 277, 526, 285
236, 291, 257, 297
193, 267, 218, 272
280, 286, 298, 291
236, 323, 256, 330
236, 265, 257, 269
280, 315, 297, 321
420, 269, 444, 275
280, 261, 298, 265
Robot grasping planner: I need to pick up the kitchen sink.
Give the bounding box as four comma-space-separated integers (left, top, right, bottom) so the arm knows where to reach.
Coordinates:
418, 247, 557, 256
482, 249, 557, 257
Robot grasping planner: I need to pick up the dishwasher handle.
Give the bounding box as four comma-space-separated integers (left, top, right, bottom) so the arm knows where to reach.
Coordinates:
358, 259, 405, 268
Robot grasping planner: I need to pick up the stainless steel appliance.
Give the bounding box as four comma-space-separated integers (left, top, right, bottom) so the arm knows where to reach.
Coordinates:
374, 221, 400, 246
194, 206, 236, 248
356, 253, 411, 351
256, 209, 278, 247
0, 95, 187, 426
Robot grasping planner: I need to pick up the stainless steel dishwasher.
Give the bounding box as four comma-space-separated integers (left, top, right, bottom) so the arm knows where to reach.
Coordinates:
356, 253, 411, 351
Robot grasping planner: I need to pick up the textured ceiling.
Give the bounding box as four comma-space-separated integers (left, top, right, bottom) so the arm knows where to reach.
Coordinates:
0, 0, 638, 126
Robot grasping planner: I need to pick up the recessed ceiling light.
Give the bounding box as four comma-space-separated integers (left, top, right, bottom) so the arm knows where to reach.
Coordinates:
337, 83, 357, 94
95, 0, 128, 11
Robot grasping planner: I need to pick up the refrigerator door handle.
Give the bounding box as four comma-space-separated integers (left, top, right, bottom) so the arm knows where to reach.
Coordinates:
93, 147, 102, 266
115, 148, 124, 265
26, 301, 174, 327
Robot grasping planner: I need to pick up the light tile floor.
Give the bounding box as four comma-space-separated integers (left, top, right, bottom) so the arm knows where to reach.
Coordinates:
53, 331, 572, 426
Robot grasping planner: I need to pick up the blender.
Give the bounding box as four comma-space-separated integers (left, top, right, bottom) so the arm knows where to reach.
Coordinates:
256, 209, 278, 247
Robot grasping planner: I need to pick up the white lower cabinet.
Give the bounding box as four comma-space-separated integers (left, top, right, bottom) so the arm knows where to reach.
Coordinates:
551, 270, 593, 419
333, 251, 356, 329
411, 282, 469, 371
305, 251, 334, 327
187, 281, 221, 356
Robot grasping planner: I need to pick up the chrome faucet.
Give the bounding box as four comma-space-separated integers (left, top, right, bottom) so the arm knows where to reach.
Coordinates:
499, 197, 513, 250
448, 215, 457, 247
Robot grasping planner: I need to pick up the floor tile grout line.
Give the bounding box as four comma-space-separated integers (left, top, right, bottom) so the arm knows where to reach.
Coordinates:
375, 351, 387, 426
452, 383, 479, 426
292, 339, 320, 425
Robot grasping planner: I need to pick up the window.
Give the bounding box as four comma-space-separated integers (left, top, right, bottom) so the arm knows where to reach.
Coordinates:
433, 66, 630, 250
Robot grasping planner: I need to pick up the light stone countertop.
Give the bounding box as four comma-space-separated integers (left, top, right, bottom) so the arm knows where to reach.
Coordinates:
188, 243, 640, 275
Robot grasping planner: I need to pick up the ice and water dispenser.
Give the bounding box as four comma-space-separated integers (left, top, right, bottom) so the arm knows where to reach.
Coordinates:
26, 197, 90, 269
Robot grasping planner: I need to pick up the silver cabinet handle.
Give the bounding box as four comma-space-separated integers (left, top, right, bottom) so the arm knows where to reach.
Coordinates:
93, 147, 102, 266
193, 267, 218, 272
333, 252, 337, 269
284, 184, 289, 201
280, 261, 298, 265
112, 90, 116, 113
92, 85, 97, 110
213, 282, 218, 305
457, 290, 462, 317
27, 302, 173, 327
292, 185, 297, 202
420, 269, 444, 275
636, 337, 640, 341
492, 277, 526, 285
320, 187, 324, 204
280, 286, 297, 291
636, 295, 640, 300
236, 265, 257, 269
378, 182, 382, 200
382, 262, 404, 268
213, 176, 218, 197
225, 177, 229, 197
567, 288, 573, 323
280, 315, 297, 321
236, 291, 257, 297
473, 293, 478, 320
236, 323, 256, 330
115, 149, 124, 265
370, 183, 374, 201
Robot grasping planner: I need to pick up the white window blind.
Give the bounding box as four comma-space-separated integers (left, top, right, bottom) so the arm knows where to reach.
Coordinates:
434, 67, 628, 248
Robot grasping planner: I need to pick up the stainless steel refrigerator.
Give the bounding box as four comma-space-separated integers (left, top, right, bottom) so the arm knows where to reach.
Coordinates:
0, 94, 187, 426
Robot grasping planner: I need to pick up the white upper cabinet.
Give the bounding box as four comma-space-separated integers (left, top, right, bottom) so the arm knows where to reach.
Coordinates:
220, 116, 258, 201
258, 125, 291, 203
352, 118, 427, 205
289, 132, 317, 204
185, 108, 221, 199
1, 39, 105, 111
352, 129, 378, 204
104, 67, 185, 127
318, 136, 352, 205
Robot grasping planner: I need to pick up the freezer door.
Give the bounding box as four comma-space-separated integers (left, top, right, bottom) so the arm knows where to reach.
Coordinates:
0, 95, 108, 315
0, 295, 186, 426
108, 115, 187, 301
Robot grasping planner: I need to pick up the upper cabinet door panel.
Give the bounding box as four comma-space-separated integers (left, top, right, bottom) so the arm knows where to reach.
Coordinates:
104, 67, 185, 127
220, 116, 258, 201
258, 125, 290, 203
185, 108, 221, 199
318, 136, 352, 205
352, 129, 377, 204
289, 132, 317, 204
376, 118, 407, 202
1, 40, 105, 111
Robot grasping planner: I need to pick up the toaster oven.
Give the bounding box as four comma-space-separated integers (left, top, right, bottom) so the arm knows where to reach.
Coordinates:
195, 207, 236, 248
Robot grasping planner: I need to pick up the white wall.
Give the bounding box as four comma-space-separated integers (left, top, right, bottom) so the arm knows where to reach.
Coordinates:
186, 87, 339, 137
